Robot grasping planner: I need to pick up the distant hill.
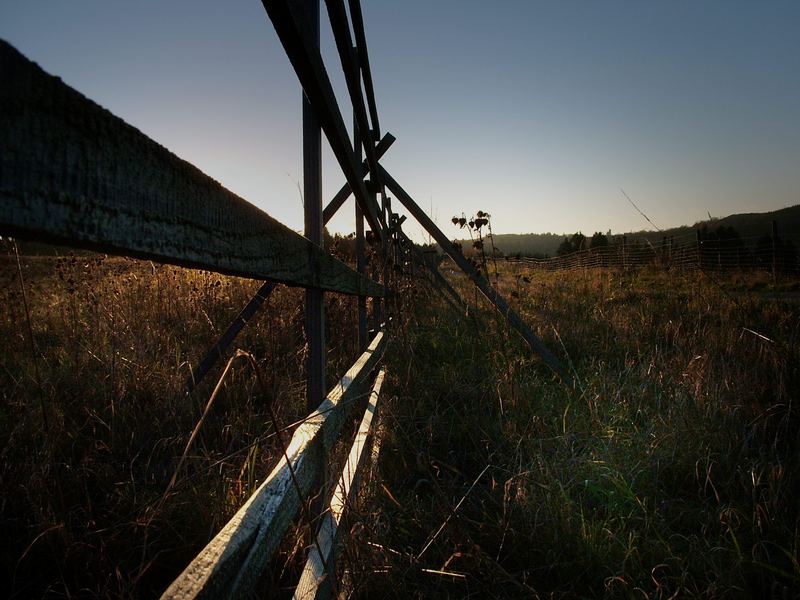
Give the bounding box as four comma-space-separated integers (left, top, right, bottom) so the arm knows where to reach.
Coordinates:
451, 204, 800, 257
477, 232, 564, 257
625, 204, 800, 247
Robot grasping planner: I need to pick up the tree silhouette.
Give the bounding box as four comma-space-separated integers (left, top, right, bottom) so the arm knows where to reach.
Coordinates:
557, 232, 586, 256
589, 232, 608, 249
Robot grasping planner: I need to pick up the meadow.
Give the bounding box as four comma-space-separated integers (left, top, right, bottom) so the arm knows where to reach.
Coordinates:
0, 243, 364, 597
353, 263, 800, 598
1, 241, 798, 598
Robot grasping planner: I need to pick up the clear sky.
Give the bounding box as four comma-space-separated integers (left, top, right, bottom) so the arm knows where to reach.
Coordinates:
2, 1, 799, 242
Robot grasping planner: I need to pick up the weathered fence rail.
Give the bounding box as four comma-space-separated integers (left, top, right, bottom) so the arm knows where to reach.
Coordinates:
0, 40, 381, 297
294, 366, 387, 600
163, 332, 386, 599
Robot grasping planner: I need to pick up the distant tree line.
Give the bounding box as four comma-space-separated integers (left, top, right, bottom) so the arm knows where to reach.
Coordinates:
557, 231, 611, 256
543, 223, 799, 274
696, 224, 797, 272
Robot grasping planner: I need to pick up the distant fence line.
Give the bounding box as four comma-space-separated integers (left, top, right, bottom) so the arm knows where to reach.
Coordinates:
505, 225, 800, 277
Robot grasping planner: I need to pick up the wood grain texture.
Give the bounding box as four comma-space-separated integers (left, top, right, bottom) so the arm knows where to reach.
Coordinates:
293, 367, 387, 600
0, 40, 382, 297
162, 332, 387, 599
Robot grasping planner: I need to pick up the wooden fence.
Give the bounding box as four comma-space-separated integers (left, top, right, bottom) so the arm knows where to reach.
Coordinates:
0, 1, 570, 596
505, 227, 800, 279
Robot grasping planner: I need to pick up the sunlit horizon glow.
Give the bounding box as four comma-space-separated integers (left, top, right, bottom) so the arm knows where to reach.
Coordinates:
2, 1, 798, 243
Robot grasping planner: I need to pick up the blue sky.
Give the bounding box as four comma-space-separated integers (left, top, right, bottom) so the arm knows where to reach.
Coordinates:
2, 1, 798, 242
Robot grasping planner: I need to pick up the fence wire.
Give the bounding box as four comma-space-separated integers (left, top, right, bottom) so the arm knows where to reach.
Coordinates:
504, 231, 800, 275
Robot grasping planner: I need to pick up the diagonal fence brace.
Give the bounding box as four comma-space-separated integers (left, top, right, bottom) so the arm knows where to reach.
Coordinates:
187, 133, 395, 392
379, 165, 573, 386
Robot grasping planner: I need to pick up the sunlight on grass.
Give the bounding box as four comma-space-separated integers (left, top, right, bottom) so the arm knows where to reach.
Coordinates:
351, 265, 800, 597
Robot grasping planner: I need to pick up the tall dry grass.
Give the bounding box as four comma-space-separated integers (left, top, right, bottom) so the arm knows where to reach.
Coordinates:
3, 239, 798, 598
347, 265, 799, 598
0, 240, 363, 597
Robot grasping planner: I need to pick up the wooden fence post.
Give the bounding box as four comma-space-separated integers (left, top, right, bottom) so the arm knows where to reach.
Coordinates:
368, 181, 383, 331
301, 0, 330, 589
354, 111, 367, 352
303, 0, 325, 414
382, 192, 392, 318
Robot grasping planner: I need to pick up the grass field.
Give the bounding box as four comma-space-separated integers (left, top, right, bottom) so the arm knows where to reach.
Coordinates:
0, 245, 363, 597
2, 244, 799, 598
353, 264, 800, 598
